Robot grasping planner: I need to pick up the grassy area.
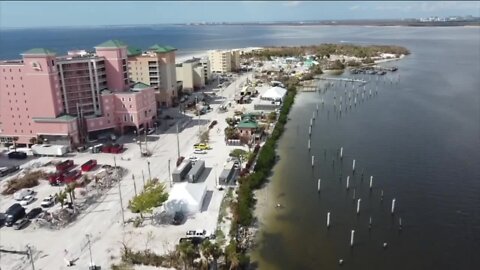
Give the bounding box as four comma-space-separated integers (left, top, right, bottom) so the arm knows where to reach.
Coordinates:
1, 170, 47, 195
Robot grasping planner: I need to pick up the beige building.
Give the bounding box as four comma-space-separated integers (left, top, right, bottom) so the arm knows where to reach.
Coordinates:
176, 58, 205, 93
231, 50, 241, 71
127, 45, 177, 107
199, 57, 212, 83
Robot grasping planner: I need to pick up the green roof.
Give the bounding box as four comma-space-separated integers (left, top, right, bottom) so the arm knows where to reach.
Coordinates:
237, 119, 258, 129
148, 44, 177, 53
131, 82, 151, 91
95, 40, 128, 48
22, 48, 56, 55
127, 46, 142, 56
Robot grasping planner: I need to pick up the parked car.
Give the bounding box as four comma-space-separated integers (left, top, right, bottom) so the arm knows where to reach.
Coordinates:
8, 151, 27, 159
0, 213, 6, 227
193, 143, 210, 150
179, 237, 204, 246
81, 159, 97, 172
26, 207, 43, 219
186, 229, 213, 239
13, 218, 30, 230
164, 115, 173, 120
194, 150, 207, 155
13, 189, 34, 201
0, 166, 20, 177
20, 195, 35, 206
41, 195, 56, 208
172, 211, 185, 225
208, 120, 218, 129
188, 156, 199, 162
110, 144, 124, 154
5, 204, 25, 226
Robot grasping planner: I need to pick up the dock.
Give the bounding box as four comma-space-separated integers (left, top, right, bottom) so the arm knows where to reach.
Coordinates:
315, 76, 367, 84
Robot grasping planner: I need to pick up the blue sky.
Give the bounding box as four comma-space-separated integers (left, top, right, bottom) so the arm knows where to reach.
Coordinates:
1, 1, 479, 28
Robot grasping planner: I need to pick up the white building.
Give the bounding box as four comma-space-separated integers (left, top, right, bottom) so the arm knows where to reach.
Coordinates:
164, 182, 207, 214
208, 49, 241, 73
176, 58, 206, 93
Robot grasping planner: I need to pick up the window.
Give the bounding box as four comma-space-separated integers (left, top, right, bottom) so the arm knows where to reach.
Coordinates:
122, 98, 125, 101
30, 130, 33, 134
129, 105, 132, 109
144, 110, 147, 117
130, 115, 134, 121
20, 76, 22, 80
51, 60, 55, 66
124, 115, 127, 122
129, 98, 132, 101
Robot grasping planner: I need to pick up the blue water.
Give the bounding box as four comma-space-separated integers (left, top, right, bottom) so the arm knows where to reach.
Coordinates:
1, 25, 479, 269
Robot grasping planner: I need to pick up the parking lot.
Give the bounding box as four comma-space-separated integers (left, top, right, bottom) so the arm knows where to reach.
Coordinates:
0, 71, 268, 269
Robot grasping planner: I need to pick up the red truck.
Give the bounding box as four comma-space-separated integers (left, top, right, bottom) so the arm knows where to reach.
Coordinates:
56, 160, 74, 172
48, 173, 65, 186
64, 170, 81, 183
81, 159, 97, 172
110, 144, 123, 154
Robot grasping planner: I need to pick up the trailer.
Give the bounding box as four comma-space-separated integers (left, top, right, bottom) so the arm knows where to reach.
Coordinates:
56, 160, 74, 172
218, 162, 237, 185
172, 160, 193, 182
81, 159, 97, 172
187, 160, 205, 183
31, 144, 68, 157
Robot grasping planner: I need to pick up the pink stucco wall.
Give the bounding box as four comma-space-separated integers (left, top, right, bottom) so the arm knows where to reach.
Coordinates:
95, 48, 128, 92
113, 88, 156, 130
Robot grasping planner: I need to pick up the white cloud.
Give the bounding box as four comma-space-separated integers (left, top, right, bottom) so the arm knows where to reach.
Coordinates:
283, 1, 302, 7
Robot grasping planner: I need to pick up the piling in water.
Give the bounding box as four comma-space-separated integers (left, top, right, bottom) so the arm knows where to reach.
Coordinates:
370, 176, 373, 190
350, 230, 355, 247
391, 198, 396, 214
340, 147, 343, 159
312, 155, 315, 167
308, 139, 311, 150
357, 198, 361, 214
327, 212, 331, 228
352, 159, 356, 172
346, 176, 350, 190
317, 179, 321, 192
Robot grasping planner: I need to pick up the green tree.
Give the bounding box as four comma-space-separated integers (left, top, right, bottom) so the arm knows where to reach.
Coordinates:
128, 181, 168, 219
267, 112, 277, 122
29, 137, 37, 146
225, 241, 239, 270
224, 127, 238, 140
55, 190, 67, 208
65, 182, 77, 213
177, 241, 196, 270
230, 149, 248, 167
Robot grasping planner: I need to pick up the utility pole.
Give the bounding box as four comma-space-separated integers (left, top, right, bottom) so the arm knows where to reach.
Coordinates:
86, 234, 94, 268
176, 124, 180, 160
26, 245, 35, 270
168, 159, 172, 187
141, 170, 146, 188
114, 156, 125, 226
132, 174, 137, 196
147, 160, 151, 180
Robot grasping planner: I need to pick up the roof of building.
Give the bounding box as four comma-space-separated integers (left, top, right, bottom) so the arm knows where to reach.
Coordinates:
130, 82, 152, 91
95, 40, 128, 48
22, 48, 56, 56
32, 114, 77, 123
262, 86, 287, 100
127, 46, 142, 56
148, 44, 177, 53
237, 118, 258, 129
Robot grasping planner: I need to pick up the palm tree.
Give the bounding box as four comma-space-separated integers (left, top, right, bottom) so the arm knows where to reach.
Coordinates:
12, 136, 19, 151
65, 182, 77, 213
210, 242, 222, 270
177, 241, 195, 270
29, 137, 37, 148
225, 242, 239, 270
55, 191, 67, 208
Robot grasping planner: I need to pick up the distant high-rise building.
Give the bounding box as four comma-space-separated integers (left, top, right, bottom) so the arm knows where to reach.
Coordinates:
208, 49, 240, 73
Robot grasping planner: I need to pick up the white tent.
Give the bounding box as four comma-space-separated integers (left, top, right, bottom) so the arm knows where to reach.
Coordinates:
164, 182, 207, 214
261, 86, 287, 102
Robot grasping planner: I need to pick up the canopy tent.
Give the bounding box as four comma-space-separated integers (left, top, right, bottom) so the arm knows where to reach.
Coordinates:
261, 86, 287, 102
164, 182, 207, 214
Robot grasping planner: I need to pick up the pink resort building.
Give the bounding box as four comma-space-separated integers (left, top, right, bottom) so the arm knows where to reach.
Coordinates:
0, 40, 165, 148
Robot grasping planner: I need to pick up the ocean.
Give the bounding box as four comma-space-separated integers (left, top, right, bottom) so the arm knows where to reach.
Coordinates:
1, 25, 479, 269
